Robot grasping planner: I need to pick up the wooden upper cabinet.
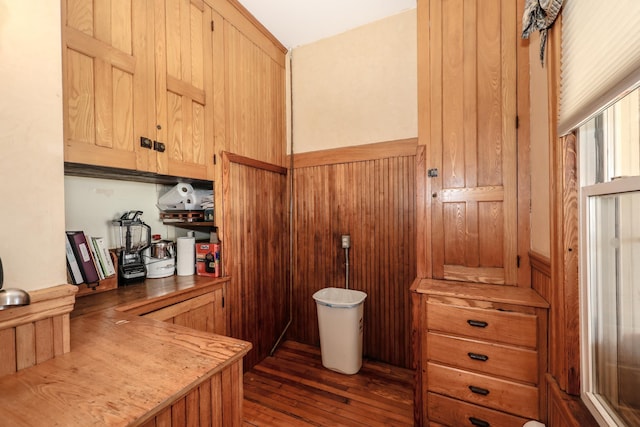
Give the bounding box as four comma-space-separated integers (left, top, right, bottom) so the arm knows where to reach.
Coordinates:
424, 0, 518, 285
62, 0, 153, 171
62, 0, 215, 180
221, 20, 287, 166
152, 0, 214, 180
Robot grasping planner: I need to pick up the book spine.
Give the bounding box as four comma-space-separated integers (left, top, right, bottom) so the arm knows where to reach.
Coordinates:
65, 237, 84, 285
66, 231, 100, 284
89, 237, 106, 280
95, 237, 116, 276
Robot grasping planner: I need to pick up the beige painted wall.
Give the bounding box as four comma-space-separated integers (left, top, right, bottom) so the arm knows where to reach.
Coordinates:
291, 9, 417, 153
0, 1, 67, 291
529, 32, 551, 257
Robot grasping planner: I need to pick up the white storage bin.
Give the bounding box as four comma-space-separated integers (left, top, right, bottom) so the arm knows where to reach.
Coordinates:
312, 287, 367, 375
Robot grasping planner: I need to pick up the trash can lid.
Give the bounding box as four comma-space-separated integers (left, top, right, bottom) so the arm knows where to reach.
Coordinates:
312, 287, 367, 308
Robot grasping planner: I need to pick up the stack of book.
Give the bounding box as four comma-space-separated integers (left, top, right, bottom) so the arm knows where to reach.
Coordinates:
65, 231, 116, 285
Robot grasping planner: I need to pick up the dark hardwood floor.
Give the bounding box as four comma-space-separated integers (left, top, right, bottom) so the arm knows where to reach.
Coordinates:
242, 341, 414, 426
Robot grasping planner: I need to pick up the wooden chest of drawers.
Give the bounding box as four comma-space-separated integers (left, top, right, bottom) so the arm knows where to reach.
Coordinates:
411, 279, 549, 426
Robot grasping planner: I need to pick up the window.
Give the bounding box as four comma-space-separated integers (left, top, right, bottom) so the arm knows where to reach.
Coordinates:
579, 87, 640, 426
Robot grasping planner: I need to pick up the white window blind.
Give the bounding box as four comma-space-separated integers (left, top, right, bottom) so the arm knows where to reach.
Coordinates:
559, 0, 640, 136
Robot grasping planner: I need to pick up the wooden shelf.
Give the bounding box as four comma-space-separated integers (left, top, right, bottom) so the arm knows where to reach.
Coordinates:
162, 221, 215, 227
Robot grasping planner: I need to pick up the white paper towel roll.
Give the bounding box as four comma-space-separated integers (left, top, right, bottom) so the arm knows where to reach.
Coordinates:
176, 236, 195, 276
158, 183, 195, 210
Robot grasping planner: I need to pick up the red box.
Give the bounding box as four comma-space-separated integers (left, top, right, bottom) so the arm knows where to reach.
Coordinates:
195, 242, 220, 277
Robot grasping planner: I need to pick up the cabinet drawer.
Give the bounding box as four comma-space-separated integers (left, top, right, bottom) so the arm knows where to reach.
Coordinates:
428, 392, 529, 427
427, 362, 539, 419
427, 301, 537, 348
427, 333, 538, 384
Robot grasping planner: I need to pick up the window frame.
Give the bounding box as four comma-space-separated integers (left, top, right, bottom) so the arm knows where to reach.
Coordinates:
579, 158, 640, 426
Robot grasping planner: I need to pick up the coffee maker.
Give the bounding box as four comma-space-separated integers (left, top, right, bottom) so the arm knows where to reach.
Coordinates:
112, 211, 151, 283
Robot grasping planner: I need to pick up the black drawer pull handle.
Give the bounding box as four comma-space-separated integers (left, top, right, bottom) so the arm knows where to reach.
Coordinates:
468, 352, 489, 362
469, 385, 490, 396
469, 417, 490, 427
467, 319, 488, 328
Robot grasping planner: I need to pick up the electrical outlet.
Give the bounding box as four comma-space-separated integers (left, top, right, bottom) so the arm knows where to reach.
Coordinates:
341, 235, 351, 249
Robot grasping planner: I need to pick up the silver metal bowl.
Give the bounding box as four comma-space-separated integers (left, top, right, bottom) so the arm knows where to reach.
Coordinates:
0, 288, 30, 310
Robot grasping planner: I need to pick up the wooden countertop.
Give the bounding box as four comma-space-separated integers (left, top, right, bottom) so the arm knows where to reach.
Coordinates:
411, 277, 550, 308
72, 275, 231, 318
0, 276, 251, 426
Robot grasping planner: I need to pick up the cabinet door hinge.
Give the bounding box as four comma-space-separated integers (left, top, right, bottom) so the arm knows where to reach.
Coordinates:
517, 255, 521, 268
213, 154, 217, 165
211, 20, 215, 31
222, 296, 225, 308
516, 115, 520, 129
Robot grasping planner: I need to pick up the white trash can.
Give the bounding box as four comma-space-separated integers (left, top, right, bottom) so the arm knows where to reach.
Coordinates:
312, 287, 367, 375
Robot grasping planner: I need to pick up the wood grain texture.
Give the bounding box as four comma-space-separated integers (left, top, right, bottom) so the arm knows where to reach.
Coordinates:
222, 153, 289, 371
546, 374, 599, 427
427, 362, 539, 419
422, 0, 519, 285
415, 282, 549, 424
289, 150, 416, 369
62, 0, 143, 170
548, 132, 581, 396
292, 138, 418, 169
222, 22, 286, 168
530, 251, 551, 304
0, 284, 76, 375
427, 332, 538, 384
413, 278, 549, 308
205, 0, 287, 64
243, 341, 414, 427
428, 392, 528, 427
0, 310, 250, 426
516, 0, 532, 287
142, 286, 226, 336
156, 0, 213, 180
74, 275, 228, 318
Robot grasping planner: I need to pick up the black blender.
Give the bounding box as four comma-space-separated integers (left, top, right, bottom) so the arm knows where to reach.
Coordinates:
112, 211, 151, 283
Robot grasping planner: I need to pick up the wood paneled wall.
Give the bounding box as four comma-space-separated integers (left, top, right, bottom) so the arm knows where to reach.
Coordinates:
546, 374, 599, 427
290, 140, 417, 368
0, 284, 76, 377
222, 153, 289, 371
140, 359, 244, 427
530, 252, 600, 425
530, 251, 551, 302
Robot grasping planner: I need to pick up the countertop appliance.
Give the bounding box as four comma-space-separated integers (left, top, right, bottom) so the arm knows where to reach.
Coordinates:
112, 211, 151, 283
145, 240, 176, 279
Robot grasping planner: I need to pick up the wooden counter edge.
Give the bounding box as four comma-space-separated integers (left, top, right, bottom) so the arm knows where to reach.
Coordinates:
412, 277, 550, 308
0, 284, 77, 330
116, 277, 230, 315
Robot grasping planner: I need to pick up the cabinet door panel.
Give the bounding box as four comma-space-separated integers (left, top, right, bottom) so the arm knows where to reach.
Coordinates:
429, 0, 517, 285
224, 24, 286, 166
156, 0, 213, 180
143, 287, 225, 335
63, 0, 151, 170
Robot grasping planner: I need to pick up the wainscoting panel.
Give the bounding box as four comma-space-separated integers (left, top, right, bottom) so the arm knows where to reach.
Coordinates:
290, 144, 417, 368
223, 153, 289, 371
0, 284, 76, 377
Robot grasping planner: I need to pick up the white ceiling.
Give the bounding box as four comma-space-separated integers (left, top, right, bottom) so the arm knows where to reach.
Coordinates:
236, 0, 416, 49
